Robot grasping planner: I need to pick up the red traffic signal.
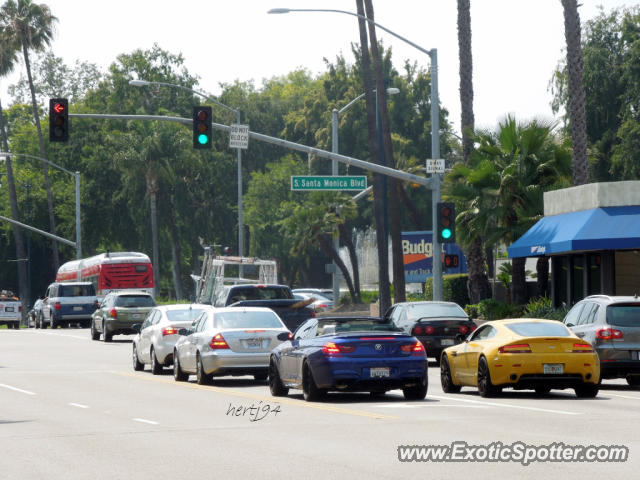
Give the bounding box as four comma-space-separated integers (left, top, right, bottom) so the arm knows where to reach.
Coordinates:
49, 98, 69, 142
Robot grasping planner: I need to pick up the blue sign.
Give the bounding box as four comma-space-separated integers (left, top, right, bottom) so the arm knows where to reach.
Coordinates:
402, 231, 467, 283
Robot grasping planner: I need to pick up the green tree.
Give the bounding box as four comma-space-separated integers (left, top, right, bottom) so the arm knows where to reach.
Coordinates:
1, 0, 60, 269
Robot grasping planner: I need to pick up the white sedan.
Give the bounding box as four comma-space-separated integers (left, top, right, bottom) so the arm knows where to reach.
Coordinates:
132, 304, 213, 374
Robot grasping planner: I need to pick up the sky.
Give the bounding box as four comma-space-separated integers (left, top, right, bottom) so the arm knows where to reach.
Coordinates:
1, 0, 636, 135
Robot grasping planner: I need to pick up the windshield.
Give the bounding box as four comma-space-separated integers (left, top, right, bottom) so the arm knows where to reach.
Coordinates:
505, 322, 572, 337
607, 304, 640, 327
114, 295, 156, 307
166, 308, 207, 322
59, 284, 95, 297
215, 311, 284, 329
316, 318, 401, 336
228, 286, 293, 302
407, 303, 467, 320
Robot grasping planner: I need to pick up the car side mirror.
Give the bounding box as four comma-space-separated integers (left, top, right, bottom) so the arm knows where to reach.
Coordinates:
455, 333, 467, 343
178, 328, 189, 336
566, 322, 574, 328
277, 332, 292, 341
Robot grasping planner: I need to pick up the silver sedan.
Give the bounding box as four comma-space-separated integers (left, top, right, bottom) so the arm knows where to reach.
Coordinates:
132, 304, 214, 374
173, 307, 291, 384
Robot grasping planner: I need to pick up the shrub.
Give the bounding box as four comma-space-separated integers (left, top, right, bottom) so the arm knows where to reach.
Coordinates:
523, 296, 569, 320
424, 274, 470, 307
465, 298, 523, 320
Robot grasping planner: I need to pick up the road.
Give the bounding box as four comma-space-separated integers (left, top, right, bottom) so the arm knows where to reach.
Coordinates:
1, 328, 638, 479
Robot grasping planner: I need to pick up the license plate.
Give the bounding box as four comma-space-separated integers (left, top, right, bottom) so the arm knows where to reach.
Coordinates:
441, 339, 454, 346
132, 314, 141, 319
73, 306, 83, 311
246, 338, 262, 348
543, 364, 563, 374
370, 367, 390, 378
5, 307, 14, 312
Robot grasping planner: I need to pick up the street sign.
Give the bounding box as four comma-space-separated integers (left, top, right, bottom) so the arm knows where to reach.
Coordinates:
229, 124, 249, 149
426, 158, 445, 173
291, 175, 367, 191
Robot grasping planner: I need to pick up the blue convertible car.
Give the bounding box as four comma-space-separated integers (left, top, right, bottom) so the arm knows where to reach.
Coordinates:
269, 316, 428, 401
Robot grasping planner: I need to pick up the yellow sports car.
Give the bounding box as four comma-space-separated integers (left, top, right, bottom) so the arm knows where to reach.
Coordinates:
440, 318, 600, 398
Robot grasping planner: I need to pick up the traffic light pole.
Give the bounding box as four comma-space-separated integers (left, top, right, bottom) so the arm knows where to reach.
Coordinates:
430, 50, 443, 302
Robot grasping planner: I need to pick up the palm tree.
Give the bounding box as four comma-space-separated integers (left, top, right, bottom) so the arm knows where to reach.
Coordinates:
0, 0, 60, 269
446, 116, 572, 304
561, 0, 589, 185
457, 0, 475, 165
355, 0, 390, 314
0, 24, 29, 312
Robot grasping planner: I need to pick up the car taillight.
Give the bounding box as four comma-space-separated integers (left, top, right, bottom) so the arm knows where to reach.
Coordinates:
209, 333, 230, 349
109, 308, 117, 318
459, 325, 468, 334
572, 342, 594, 353
311, 311, 316, 318
54, 302, 61, 311
93, 300, 99, 308
498, 343, 532, 354
596, 328, 623, 340
423, 325, 434, 335
162, 327, 178, 336
322, 342, 356, 355
412, 326, 423, 336
470, 324, 477, 331
401, 341, 426, 355
18, 305, 22, 312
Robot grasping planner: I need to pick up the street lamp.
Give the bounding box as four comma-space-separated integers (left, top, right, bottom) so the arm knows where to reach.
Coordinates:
330, 87, 399, 303
268, 7, 444, 301
129, 79, 247, 276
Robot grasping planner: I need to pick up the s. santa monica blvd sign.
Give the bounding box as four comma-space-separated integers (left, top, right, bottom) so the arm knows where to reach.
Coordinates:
291, 175, 367, 191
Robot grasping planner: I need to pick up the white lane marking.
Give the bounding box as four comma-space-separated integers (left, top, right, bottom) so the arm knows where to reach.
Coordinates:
606, 393, 640, 400
0, 383, 36, 396
69, 403, 89, 409
38, 331, 89, 340
132, 418, 159, 425
373, 403, 490, 409
428, 394, 579, 416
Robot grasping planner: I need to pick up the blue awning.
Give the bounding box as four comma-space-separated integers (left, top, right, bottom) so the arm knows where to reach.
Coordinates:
508, 206, 640, 258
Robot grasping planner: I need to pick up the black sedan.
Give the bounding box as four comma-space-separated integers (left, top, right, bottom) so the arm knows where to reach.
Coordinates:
268, 316, 428, 402
383, 301, 477, 363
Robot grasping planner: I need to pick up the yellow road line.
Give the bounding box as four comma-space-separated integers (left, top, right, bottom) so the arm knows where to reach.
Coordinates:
112, 371, 397, 420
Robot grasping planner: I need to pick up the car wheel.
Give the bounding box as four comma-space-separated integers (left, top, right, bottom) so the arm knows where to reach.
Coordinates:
102, 320, 111, 342
90, 320, 100, 341
196, 354, 210, 385
150, 347, 162, 375
626, 375, 640, 387
268, 359, 289, 397
403, 374, 428, 400
440, 355, 462, 393
50, 314, 57, 329
132, 344, 144, 371
254, 372, 268, 382
302, 362, 325, 402
574, 384, 599, 398
535, 386, 551, 395
477, 356, 500, 398
173, 351, 188, 382
34, 315, 39, 329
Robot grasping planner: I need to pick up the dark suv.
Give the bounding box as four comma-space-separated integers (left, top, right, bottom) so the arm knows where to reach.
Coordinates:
562, 295, 640, 385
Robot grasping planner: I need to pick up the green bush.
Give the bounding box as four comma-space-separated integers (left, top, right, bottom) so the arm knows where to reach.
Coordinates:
464, 298, 523, 321
523, 296, 568, 320
424, 274, 470, 307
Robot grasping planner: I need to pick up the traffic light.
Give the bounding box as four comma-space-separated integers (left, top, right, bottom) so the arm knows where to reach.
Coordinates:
436, 202, 456, 243
192, 106, 212, 149
444, 254, 459, 269
49, 98, 69, 142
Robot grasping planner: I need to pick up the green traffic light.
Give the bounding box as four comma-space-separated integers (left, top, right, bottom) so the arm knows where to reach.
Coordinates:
441, 228, 452, 239
198, 134, 209, 145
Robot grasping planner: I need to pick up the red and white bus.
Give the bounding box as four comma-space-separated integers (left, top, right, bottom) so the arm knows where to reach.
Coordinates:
56, 252, 154, 297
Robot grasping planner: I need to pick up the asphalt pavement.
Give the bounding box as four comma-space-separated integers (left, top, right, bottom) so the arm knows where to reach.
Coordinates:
1, 328, 638, 479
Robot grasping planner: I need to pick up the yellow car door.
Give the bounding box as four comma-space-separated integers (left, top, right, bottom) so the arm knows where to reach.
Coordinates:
461, 325, 497, 382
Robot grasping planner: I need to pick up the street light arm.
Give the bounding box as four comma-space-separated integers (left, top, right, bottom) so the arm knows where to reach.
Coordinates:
128, 80, 238, 115
0, 151, 74, 176
268, 8, 434, 57
338, 92, 366, 115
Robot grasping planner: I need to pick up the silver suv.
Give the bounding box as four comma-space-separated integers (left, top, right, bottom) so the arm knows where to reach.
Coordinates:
562, 295, 640, 386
